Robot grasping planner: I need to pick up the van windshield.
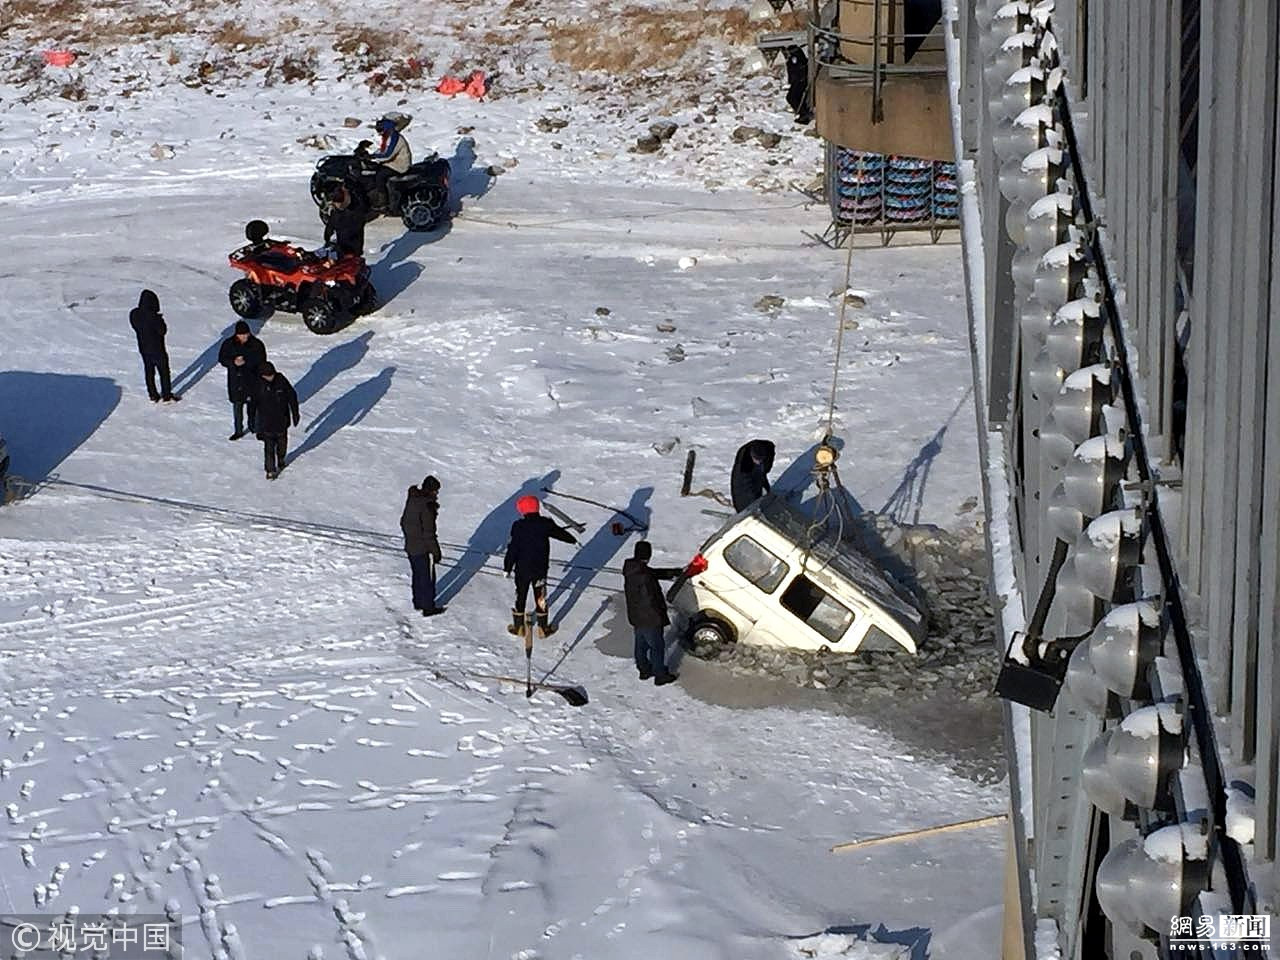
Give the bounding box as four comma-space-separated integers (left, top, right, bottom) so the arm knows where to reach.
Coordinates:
722, 536, 788, 593
780, 574, 856, 642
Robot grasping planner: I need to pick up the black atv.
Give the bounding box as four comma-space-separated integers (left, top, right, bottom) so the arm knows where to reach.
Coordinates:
310, 143, 451, 232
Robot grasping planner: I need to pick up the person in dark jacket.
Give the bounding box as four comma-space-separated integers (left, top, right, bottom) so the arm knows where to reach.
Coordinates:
730, 439, 776, 511
323, 184, 366, 259
400, 475, 445, 616
217, 320, 267, 440
253, 362, 299, 480
503, 495, 577, 638
623, 541, 685, 685
129, 289, 178, 402
784, 46, 813, 124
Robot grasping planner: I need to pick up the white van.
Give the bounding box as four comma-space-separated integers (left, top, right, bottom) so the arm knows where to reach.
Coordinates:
670, 494, 925, 655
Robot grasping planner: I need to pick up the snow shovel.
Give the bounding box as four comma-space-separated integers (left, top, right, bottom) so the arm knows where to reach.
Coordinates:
470, 672, 589, 707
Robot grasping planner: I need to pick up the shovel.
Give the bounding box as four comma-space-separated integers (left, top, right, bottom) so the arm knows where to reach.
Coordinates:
470, 673, 589, 707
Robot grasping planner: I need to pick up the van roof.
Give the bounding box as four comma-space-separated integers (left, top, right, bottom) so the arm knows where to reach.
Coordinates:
726, 494, 927, 645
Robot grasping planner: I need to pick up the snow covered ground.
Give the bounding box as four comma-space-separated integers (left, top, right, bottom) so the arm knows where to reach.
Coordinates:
0, 3, 1002, 958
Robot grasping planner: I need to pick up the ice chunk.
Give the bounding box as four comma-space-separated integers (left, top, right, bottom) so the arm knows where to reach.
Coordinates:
1062, 364, 1110, 391
1034, 918, 1063, 959
1226, 782, 1256, 846
1084, 509, 1140, 549
1143, 824, 1184, 864
1039, 237, 1081, 269
1072, 434, 1122, 464
1020, 146, 1063, 173
1002, 31, 1039, 52
1054, 296, 1101, 323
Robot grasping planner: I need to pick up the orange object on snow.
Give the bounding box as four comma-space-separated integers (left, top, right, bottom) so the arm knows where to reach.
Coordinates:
463, 70, 487, 99
435, 75, 465, 95
42, 50, 77, 67
436, 70, 487, 99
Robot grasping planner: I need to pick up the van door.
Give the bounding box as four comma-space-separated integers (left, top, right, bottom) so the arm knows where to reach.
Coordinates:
775, 571, 861, 651
703, 534, 791, 640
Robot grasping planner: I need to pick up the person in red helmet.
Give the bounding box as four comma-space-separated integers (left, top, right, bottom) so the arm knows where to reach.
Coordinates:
503, 495, 577, 637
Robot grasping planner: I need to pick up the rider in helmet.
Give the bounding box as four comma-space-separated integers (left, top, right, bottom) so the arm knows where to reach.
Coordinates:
371, 116, 412, 172
368, 115, 413, 210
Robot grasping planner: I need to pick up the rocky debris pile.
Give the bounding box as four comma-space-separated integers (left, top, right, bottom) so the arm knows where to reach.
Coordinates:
687, 518, 997, 702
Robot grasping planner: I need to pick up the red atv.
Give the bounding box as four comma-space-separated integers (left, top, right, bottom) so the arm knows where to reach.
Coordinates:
227, 221, 376, 334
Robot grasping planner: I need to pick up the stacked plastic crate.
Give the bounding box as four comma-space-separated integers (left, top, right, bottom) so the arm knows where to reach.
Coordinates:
932, 160, 959, 221
832, 147, 884, 225
884, 155, 933, 222
828, 145, 960, 229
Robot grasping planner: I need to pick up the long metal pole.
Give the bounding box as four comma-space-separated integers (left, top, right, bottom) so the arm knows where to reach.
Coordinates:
873, 0, 884, 123
808, 0, 819, 121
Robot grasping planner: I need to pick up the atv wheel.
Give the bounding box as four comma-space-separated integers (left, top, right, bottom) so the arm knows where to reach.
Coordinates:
229, 279, 264, 318
302, 298, 341, 335
402, 194, 444, 231
309, 173, 328, 207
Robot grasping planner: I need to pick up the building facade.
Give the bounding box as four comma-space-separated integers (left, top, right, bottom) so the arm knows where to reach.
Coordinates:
950, 0, 1279, 957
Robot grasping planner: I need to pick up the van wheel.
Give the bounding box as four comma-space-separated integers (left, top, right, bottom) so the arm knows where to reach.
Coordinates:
689, 618, 733, 650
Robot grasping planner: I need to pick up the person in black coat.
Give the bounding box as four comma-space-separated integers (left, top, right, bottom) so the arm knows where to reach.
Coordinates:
129, 289, 178, 402
400, 475, 445, 616
253, 362, 299, 480
217, 320, 267, 440
323, 184, 366, 259
730, 439, 775, 511
503, 495, 577, 638
623, 541, 685, 685
784, 46, 813, 124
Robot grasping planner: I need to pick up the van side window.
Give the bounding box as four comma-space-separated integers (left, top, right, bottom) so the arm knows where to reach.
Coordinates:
861, 624, 901, 651
780, 575, 855, 642
723, 536, 788, 593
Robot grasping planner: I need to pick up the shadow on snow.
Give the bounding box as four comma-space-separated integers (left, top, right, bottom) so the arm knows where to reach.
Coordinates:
369, 137, 495, 309
0, 371, 121, 482
436, 469, 560, 607
288, 366, 395, 464
294, 331, 375, 404
547, 486, 654, 627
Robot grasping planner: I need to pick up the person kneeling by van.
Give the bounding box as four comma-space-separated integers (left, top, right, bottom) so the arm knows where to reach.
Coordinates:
623, 541, 685, 685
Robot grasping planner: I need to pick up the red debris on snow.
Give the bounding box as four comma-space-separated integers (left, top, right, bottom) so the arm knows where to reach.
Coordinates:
42, 50, 77, 67
436, 69, 487, 99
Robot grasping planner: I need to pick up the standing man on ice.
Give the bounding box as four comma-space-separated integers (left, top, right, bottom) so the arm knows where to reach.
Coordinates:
129, 289, 178, 403
218, 320, 266, 440
503, 495, 577, 638
253, 362, 299, 480
400, 475, 445, 616
622, 541, 684, 685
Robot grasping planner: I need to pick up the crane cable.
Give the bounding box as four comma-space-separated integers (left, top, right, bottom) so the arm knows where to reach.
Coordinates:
806, 223, 861, 551
825, 192, 859, 438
